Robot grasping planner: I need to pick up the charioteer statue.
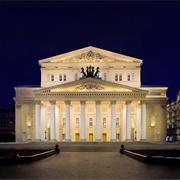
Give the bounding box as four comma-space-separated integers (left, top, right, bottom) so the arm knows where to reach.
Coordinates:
81, 65, 100, 79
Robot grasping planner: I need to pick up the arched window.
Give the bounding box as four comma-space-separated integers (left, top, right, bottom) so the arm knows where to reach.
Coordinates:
127, 73, 130, 81
115, 73, 118, 81
119, 73, 122, 81
64, 74, 66, 81
47, 73, 50, 81
51, 74, 54, 81
75, 73, 78, 80
132, 73, 135, 81
59, 74, 62, 81
104, 73, 107, 80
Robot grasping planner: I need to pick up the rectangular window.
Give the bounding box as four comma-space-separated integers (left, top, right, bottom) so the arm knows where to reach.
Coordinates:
59, 74, 62, 81
103, 118, 106, 127
116, 118, 119, 127
76, 118, 79, 127
51, 74, 54, 81
64, 74, 66, 81
89, 118, 93, 127
127, 73, 130, 81
104, 73, 107, 80
63, 118, 66, 127
119, 73, 122, 81
132, 73, 134, 81
115, 73, 118, 81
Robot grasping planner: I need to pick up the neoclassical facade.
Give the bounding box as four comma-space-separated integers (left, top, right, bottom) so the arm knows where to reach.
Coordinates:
14, 46, 167, 142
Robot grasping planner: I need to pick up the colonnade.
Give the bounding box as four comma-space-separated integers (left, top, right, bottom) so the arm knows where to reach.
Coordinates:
35, 100, 146, 142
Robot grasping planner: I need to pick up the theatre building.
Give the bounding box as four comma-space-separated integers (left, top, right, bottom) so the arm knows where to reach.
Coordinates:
14, 46, 167, 142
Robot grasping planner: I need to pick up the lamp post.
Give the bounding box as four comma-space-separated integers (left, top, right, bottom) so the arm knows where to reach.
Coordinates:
44, 130, 47, 140
134, 129, 137, 141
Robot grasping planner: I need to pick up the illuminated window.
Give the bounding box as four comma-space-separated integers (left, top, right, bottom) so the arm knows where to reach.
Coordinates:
115, 73, 118, 81
63, 118, 66, 127
59, 74, 62, 81
104, 73, 107, 80
64, 74, 66, 81
132, 73, 134, 81
116, 118, 119, 127
89, 118, 93, 127
103, 118, 106, 127
51, 74, 54, 81
119, 73, 122, 81
75, 73, 78, 80
76, 118, 79, 127
127, 73, 130, 81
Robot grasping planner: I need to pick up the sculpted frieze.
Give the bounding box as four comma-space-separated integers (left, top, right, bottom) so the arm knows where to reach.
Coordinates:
62, 51, 122, 63
76, 83, 105, 91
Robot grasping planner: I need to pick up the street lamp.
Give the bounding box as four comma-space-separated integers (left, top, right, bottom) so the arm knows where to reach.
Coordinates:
44, 130, 47, 140
134, 129, 137, 141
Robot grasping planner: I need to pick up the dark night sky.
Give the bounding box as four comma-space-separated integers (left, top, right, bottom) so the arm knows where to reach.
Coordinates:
0, 1, 180, 109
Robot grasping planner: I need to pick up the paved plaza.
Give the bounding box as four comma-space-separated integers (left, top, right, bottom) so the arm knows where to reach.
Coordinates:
0, 142, 180, 179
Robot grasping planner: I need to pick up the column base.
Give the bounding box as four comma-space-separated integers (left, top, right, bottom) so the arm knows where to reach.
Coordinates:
110, 139, 116, 142
140, 139, 146, 142
95, 139, 101, 142
35, 139, 41, 142
50, 139, 57, 142
80, 139, 86, 142
65, 139, 71, 142
124, 139, 132, 142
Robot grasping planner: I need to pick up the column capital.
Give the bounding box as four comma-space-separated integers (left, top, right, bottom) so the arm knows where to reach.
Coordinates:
65, 100, 71, 105
35, 100, 41, 105
49, 100, 56, 105
96, 100, 101, 105
16, 104, 22, 109
161, 104, 166, 109
140, 100, 146, 105
80, 100, 86, 105
125, 100, 132, 105
111, 100, 117, 105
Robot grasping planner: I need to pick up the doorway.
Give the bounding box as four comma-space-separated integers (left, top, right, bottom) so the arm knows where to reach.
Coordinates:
102, 133, 107, 142
75, 133, 80, 142
89, 133, 93, 142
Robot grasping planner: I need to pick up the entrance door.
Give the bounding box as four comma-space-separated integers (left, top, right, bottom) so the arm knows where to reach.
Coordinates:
75, 133, 80, 142
102, 133, 107, 142
89, 133, 93, 142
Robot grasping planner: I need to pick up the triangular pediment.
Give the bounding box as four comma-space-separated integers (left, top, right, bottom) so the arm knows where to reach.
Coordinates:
39, 46, 142, 64
34, 78, 147, 94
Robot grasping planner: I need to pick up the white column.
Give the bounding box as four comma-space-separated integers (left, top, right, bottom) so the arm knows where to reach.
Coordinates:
136, 104, 141, 141
125, 100, 132, 141
141, 100, 146, 141
96, 100, 101, 141
80, 101, 86, 142
111, 101, 116, 141
15, 105, 22, 142
50, 100, 56, 141
160, 105, 167, 142
122, 105, 126, 141
35, 101, 41, 141
65, 101, 71, 141
40, 105, 46, 141
55, 105, 60, 141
